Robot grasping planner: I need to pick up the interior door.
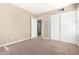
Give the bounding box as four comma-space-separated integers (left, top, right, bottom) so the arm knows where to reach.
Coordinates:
61, 11, 77, 44
31, 18, 37, 38
51, 15, 59, 41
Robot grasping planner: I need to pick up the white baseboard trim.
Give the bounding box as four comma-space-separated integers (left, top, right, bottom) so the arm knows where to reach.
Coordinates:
43, 37, 50, 40
0, 38, 30, 48
30, 37, 38, 39
42, 37, 78, 45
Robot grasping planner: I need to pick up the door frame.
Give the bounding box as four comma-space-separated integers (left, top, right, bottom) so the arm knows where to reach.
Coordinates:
31, 18, 37, 38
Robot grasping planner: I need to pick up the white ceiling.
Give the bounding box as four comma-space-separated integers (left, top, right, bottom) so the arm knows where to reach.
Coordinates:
12, 3, 74, 14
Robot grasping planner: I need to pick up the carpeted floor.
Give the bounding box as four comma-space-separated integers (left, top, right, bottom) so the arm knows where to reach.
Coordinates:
0, 37, 79, 55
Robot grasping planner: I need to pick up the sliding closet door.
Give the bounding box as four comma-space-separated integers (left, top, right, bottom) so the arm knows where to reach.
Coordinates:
51, 15, 59, 41
61, 11, 77, 44
31, 18, 37, 38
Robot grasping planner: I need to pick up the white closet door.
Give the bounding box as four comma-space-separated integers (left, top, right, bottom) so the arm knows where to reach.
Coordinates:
31, 18, 37, 38
51, 15, 59, 41
61, 11, 77, 44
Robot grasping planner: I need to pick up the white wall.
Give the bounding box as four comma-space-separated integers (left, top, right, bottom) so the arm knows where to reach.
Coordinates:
77, 6, 79, 46
0, 4, 35, 46
42, 19, 44, 37
48, 16, 51, 39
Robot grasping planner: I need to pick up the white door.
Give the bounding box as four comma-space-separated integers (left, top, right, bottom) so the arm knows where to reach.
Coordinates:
31, 18, 37, 38
61, 11, 77, 44
51, 15, 59, 41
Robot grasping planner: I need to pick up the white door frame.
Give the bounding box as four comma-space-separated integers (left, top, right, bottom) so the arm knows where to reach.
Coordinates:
31, 18, 37, 38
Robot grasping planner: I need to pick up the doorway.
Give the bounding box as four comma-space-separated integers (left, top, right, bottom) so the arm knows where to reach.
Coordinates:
37, 20, 42, 36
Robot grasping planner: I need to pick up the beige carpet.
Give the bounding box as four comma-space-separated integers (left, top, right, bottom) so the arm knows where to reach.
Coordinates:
0, 37, 79, 55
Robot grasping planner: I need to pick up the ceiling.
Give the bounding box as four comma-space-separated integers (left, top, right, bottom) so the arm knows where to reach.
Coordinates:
12, 3, 74, 14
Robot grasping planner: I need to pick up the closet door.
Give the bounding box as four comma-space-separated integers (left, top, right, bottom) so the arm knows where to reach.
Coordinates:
51, 15, 59, 41
61, 11, 77, 44
31, 18, 37, 38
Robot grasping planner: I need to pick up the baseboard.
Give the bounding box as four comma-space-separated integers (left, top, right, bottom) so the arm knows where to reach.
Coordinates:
43, 37, 50, 40
30, 37, 38, 39
43, 37, 78, 45
0, 38, 30, 48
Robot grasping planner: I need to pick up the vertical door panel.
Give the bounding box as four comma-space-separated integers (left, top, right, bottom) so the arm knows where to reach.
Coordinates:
61, 11, 76, 44
77, 10, 79, 45
51, 15, 59, 41
31, 18, 37, 38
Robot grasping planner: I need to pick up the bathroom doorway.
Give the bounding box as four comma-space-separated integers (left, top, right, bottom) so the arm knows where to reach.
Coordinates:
37, 20, 42, 36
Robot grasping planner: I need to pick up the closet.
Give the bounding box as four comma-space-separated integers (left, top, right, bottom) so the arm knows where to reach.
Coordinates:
48, 10, 77, 44
61, 11, 77, 44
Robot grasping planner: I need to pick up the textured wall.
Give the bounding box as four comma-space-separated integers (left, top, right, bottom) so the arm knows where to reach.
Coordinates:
0, 3, 35, 45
